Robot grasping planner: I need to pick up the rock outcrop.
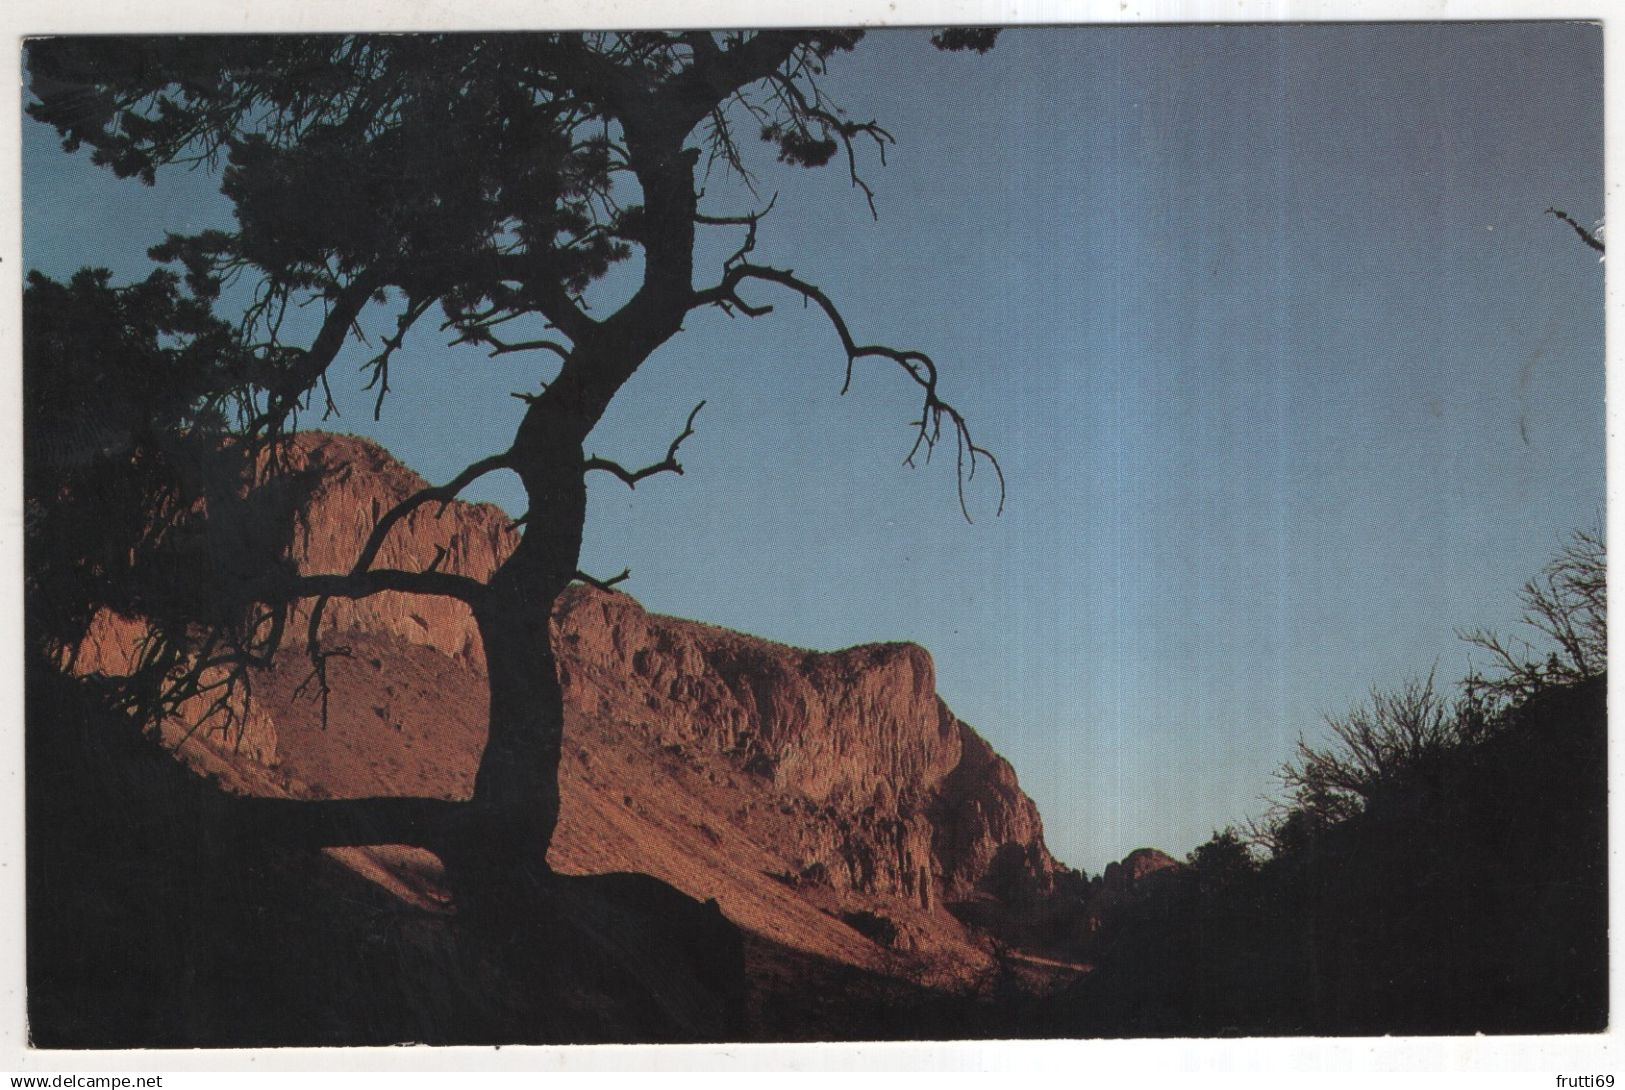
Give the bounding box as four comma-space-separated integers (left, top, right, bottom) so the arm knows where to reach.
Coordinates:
551, 585, 1058, 914
1081, 847, 1183, 935
1102, 848, 1181, 892
71, 432, 1070, 987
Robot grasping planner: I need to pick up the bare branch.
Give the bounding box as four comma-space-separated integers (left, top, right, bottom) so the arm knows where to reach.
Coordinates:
695, 194, 779, 228
694, 262, 1004, 520
489, 253, 599, 343
1277, 671, 1461, 826
1546, 207, 1605, 254
585, 401, 705, 488
345, 451, 513, 581
1459, 526, 1606, 707
299, 450, 511, 721
483, 336, 573, 361
292, 642, 350, 730
251, 269, 386, 437
261, 564, 478, 726
281, 568, 485, 603
767, 72, 894, 219
664, 30, 810, 132
574, 567, 631, 591
698, 193, 778, 275
225, 794, 469, 853
361, 294, 436, 421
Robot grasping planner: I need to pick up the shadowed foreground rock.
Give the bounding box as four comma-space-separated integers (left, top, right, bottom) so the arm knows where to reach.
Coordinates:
27, 663, 748, 1047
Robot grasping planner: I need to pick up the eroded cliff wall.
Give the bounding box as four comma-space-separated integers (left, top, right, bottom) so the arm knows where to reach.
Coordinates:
73, 432, 1064, 973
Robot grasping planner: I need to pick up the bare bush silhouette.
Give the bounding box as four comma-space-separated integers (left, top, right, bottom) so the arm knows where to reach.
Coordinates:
1275, 671, 1467, 829
1461, 527, 1606, 708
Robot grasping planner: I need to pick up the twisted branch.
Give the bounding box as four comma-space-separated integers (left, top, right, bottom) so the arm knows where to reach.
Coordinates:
694, 262, 1004, 520
300, 451, 511, 723
696, 192, 777, 272
585, 401, 705, 488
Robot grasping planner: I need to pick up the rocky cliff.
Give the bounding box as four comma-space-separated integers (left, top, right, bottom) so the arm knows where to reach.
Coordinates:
551, 583, 1057, 912
73, 432, 1068, 987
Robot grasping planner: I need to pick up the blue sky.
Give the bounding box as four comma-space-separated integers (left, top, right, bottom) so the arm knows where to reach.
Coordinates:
22, 24, 1605, 873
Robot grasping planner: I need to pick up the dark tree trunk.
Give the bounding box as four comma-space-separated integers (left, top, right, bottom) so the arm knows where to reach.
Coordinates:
446, 131, 699, 901
453, 416, 589, 897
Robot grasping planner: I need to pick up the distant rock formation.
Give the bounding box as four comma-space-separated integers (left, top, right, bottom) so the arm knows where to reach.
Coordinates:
1080, 847, 1183, 934
1102, 848, 1181, 893
71, 432, 1074, 990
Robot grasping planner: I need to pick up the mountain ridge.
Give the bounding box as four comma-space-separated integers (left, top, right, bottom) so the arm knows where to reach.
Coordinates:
72, 431, 1075, 991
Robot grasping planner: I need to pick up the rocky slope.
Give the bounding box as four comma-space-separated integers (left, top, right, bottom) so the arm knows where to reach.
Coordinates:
73, 432, 1070, 991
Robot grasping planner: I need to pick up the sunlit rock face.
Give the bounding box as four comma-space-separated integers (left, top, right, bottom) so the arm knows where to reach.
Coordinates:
71, 431, 1067, 987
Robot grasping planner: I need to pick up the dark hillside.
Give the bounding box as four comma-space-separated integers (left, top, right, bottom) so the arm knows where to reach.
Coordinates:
26, 661, 749, 1047
1049, 676, 1607, 1036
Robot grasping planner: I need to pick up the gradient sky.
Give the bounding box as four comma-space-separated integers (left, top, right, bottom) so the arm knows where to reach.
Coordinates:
22, 24, 1605, 873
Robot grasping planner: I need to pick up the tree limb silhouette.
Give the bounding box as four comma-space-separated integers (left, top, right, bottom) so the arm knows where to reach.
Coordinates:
1546, 206, 1605, 254
585, 402, 705, 488
696, 262, 1004, 519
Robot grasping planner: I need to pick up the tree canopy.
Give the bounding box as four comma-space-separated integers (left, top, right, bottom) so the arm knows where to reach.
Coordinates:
26, 29, 1001, 900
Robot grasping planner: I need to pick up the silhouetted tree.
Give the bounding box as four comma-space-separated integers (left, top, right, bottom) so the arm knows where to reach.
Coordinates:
26, 31, 1001, 907
1461, 527, 1606, 708
24, 267, 330, 747
1274, 671, 1467, 830
25, 267, 244, 652
1259, 529, 1607, 854
1185, 828, 1258, 894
